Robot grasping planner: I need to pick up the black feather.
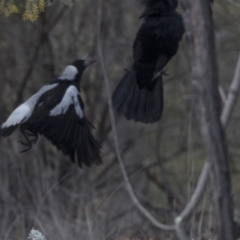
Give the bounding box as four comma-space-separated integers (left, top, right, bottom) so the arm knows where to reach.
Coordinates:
0, 58, 101, 168
113, 0, 184, 124
0, 125, 19, 137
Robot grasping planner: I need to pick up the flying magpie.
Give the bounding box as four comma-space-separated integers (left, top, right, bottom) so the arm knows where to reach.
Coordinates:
0, 56, 102, 168
112, 0, 184, 123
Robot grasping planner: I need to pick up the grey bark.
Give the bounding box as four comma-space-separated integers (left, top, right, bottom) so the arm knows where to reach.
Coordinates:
182, 0, 234, 239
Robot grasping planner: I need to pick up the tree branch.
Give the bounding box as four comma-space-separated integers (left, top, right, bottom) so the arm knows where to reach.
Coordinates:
177, 0, 240, 229
227, 0, 240, 8
221, 52, 240, 128
177, 0, 236, 239
175, 161, 210, 222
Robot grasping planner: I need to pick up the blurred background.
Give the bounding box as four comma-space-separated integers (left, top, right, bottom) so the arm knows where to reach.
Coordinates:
0, 0, 239, 239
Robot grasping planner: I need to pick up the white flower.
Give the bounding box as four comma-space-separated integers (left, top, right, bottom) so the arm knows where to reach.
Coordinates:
27, 228, 46, 240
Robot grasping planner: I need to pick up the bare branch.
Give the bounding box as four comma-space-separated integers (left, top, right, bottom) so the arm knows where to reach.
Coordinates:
175, 161, 210, 222
227, 0, 240, 8
218, 85, 227, 104
221, 52, 240, 128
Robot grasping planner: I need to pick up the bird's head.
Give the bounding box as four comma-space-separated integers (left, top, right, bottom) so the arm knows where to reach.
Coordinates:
59, 55, 96, 82
71, 54, 97, 72
140, 0, 178, 19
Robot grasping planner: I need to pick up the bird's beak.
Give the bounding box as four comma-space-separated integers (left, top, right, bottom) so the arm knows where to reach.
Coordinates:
82, 54, 97, 67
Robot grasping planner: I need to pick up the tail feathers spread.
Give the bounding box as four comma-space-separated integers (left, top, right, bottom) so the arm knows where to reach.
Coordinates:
0, 124, 19, 137
125, 80, 140, 120
112, 70, 135, 111
146, 78, 164, 123
112, 71, 163, 123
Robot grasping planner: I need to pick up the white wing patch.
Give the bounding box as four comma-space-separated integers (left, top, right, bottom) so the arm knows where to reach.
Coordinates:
1, 83, 58, 128
25, 83, 59, 108
49, 86, 84, 118
58, 65, 78, 81
2, 104, 30, 128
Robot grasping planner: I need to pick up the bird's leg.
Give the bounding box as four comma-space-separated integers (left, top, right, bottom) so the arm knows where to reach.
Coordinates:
161, 69, 169, 76
26, 130, 38, 144
18, 125, 38, 153
152, 69, 169, 81
18, 130, 32, 153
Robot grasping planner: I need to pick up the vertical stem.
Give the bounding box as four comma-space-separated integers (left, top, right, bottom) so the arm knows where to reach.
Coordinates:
188, 0, 234, 238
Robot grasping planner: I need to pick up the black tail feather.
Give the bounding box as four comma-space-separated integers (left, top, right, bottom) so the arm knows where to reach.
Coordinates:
113, 71, 163, 123
125, 80, 140, 120
112, 71, 135, 110
136, 87, 147, 122
145, 90, 152, 123
151, 77, 164, 121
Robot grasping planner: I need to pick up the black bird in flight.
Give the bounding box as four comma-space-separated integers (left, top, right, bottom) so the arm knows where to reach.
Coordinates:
0, 56, 102, 168
113, 0, 184, 123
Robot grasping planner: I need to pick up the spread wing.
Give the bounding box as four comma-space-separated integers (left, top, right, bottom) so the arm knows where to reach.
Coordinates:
27, 84, 102, 167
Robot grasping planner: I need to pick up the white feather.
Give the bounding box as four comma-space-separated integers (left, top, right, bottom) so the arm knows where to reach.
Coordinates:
50, 86, 83, 118
58, 65, 78, 81
2, 104, 30, 128
1, 83, 58, 128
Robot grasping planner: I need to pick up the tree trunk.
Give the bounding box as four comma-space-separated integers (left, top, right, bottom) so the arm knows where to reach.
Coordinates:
182, 0, 234, 239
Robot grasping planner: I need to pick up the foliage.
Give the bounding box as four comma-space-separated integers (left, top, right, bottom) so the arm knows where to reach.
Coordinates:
0, 0, 72, 22
0, 1, 19, 16
22, 0, 46, 22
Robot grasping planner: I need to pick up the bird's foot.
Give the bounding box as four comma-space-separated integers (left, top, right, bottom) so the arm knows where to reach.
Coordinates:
17, 140, 32, 153
18, 127, 38, 153
26, 131, 35, 137
123, 68, 130, 72
161, 69, 169, 76
152, 69, 169, 81
26, 132, 38, 144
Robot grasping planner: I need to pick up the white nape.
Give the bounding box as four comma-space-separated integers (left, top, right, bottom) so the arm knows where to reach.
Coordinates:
50, 85, 83, 118
58, 65, 78, 81
1, 83, 58, 128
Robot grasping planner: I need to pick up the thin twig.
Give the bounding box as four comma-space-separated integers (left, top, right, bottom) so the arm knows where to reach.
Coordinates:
97, 0, 175, 231
218, 85, 227, 104
86, 206, 94, 240
175, 161, 210, 223
227, 0, 240, 8
198, 189, 207, 238
221, 52, 240, 128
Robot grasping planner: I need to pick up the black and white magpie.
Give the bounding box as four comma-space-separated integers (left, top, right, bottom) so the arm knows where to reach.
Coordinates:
0, 56, 102, 168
